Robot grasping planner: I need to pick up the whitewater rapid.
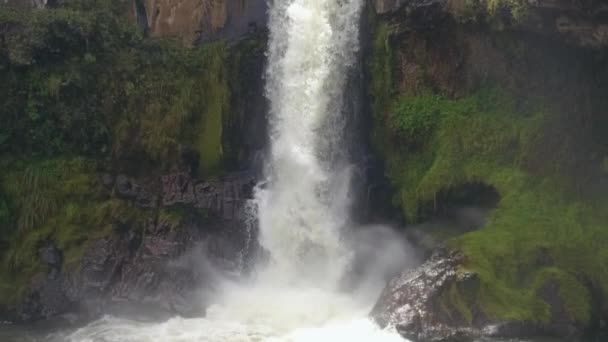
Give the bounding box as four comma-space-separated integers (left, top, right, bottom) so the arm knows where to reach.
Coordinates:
36, 1, 411, 341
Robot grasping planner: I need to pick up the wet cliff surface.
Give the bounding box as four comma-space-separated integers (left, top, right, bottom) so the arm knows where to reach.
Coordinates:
0, 0, 268, 324
1, 1, 608, 341
367, 0, 608, 341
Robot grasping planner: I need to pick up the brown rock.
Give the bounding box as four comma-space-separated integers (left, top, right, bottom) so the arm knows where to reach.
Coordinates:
140, 0, 267, 44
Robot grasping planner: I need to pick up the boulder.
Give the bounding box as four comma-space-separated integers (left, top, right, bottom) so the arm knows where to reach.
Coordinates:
371, 247, 589, 341
371, 248, 481, 342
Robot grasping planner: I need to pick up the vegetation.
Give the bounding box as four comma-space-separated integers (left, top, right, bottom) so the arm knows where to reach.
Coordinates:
0, 2, 234, 170
0, 157, 149, 304
0, 1, 260, 307
369, 18, 608, 327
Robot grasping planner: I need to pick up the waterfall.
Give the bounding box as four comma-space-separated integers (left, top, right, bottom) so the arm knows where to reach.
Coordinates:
53, 1, 411, 341
256, 0, 363, 288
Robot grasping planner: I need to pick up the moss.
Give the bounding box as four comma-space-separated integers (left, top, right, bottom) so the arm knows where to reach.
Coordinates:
380, 86, 538, 221
0, 157, 150, 305
443, 283, 474, 324
370, 57, 604, 323
369, 21, 394, 122
193, 43, 230, 176
449, 0, 530, 25
533, 267, 592, 324
222, 35, 266, 169
0, 6, 238, 173
158, 206, 188, 230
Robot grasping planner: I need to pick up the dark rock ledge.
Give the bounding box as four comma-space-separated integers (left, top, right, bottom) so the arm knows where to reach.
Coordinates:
4, 171, 259, 325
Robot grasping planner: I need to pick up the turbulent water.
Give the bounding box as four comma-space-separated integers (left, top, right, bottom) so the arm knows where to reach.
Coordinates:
2, 1, 414, 341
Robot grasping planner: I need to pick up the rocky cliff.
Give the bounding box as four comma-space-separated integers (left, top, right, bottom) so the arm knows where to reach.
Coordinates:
0, 0, 268, 324
138, 0, 267, 43
368, 0, 608, 340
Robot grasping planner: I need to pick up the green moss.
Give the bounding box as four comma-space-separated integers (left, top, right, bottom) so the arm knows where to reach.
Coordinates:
380, 86, 537, 221
0, 1, 253, 308
371, 76, 603, 324
158, 206, 188, 230
533, 267, 592, 324
444, 283, 474, 324
222, 35, 266, 169
0, 157, 149, 305
369, 21, 394, 122
193, 43, 230, 176
0, 6, 237, 173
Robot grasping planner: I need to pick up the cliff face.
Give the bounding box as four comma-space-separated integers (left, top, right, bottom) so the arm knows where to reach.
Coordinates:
0, 1, 268, 323
368, 0, 608, 341
3, 0, 267, 44
138, 0, 267, 43
373, 0, 608, 48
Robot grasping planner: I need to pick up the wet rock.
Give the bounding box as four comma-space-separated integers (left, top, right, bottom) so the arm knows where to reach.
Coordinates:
162, 171, 255, 220
372, 248, 479, 342
161, 172, 196, 206
115, 174, 157, 208
373, 0, 407, 14
7, 170, 259, 324
16, 275, 74, 322
2, 0, 48, 8
373, 0, 608, 49
372, 247, 589, 341
38, 242, 63, 279
536, 280, 582, 337
101, 173, 115, 188
140, 0, 267, 44
115, 174, 142, 199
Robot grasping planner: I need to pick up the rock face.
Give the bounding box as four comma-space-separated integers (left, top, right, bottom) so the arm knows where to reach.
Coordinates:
373, 0, 407, 14
2, 0, 48, 8
2, 0, 268, 44
139, 0, 267, 43
372, 0, 608, 49
8, 171, 260, 324
371, 248, 586, 342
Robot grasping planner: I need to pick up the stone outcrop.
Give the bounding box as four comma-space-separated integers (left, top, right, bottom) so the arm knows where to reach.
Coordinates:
371, 248, 587, 341
7, 171, 260, 324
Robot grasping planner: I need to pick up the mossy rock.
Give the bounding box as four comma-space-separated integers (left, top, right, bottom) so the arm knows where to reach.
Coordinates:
368, 14, 608, 328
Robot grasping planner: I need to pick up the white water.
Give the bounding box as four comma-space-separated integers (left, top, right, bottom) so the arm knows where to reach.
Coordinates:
42, 1, 411, 341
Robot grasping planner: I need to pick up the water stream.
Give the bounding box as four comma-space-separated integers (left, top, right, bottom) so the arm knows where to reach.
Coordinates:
1, 1, 411, 341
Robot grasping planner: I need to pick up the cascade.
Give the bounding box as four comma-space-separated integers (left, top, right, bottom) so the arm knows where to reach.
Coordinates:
36, 1, 410, 341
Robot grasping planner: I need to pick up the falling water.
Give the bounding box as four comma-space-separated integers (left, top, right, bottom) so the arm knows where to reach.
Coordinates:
9, 1, 412, 341
256, 0, 363, 288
